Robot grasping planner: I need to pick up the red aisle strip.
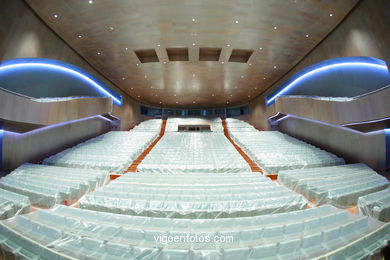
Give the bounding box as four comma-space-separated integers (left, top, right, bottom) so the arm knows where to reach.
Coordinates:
125, 120, 167, 172
222, 119, 263, 173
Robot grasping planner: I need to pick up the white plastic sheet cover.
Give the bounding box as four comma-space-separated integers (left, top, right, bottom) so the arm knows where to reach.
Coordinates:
278, 163, 390, 208
0, 163, 109, 208
78, 172, 308, 218
358, 188, 390, 222
0, 205, 389, 259
43, 124, 160, 172
0, 188, 31, 220
225, 120, 345, 173
138, 132, 251, 173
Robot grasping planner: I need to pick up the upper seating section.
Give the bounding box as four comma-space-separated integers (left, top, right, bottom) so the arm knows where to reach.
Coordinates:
0, 188, 31, 220
79, 172, 307, 218
358, 188, 390, 222
226, 119, 344, 173
0, 204, 389, 259
278, 163, 389, 208
0, 163, 109, 208
43, 119, 161, 172
138, 132, 250, 173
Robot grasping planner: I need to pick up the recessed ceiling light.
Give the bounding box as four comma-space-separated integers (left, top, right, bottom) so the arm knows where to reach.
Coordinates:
226, 101, 229, 104
122, 77, 125, 80
212, 94, 215, 96
273, 65, 277, 69
138, 95, 140, 98
227, 44, 230, 47
53, 14, 58, 18
274, 26, 277, 30
136, 64, 139, 66
176, 101, 179, 103
174, 94, 177, 96
192, 18, 196, 22
306, 34, 309, 38
263, 77, 266, 80
88, 0, 93, 4
234, 86, 238, 89
259, 47, 263, 50
235, 20, 239, 24
155, 94, 158, 96
241, 75, 244, 78
131, 87, 134, 90
192, 74, 195, 77
248, 95, 251, 98
329, 13, 333, 17
109, 27, 114, 30
125, 47, 128, 50
163, 61, 167, 64
192, 43, 196, 46
221, 61, 224, 64
144, 75, 147, 78
150, 86, 153, 88
157, 44, 160, 47
230, 94, 233, 97
97, 52, 101, 55
255, 87, 258, 90
193, 101, 196, 103
249, 63, 252, 66
159, 101, 162, 104
77, 34, 82, 38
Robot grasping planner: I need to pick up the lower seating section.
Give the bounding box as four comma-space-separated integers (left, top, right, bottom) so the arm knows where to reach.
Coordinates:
226, 119, 345, 173
43, 120, 161, 172
78, 172, 308, 218
0, 189, 30, 220
0, 164, 109, 208
278, 163, 390, 208
138, 133, 251, 173
358, 188, 390, 222
0, 205, 389, 259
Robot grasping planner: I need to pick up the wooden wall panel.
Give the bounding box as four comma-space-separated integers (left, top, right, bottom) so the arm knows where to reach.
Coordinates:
0, 90, 112, 126
275, 87, 390, 125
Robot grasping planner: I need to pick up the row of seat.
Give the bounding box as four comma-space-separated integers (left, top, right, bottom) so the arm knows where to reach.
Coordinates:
78, 172, 307, 218
0, 164, 109, 208
278, 163, 390, 208
226, 119, 344, 173
0, 188, 30, 220
358, 188, 390, 222
43, 120, 161, 172
138, 132, 250, 173
0, 205, 388, 259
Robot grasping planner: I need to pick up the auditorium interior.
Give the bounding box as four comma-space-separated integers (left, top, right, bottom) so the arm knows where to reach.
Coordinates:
0, 0, 390, 259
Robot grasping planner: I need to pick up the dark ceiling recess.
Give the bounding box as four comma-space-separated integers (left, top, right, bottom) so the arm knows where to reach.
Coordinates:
199, 47, 222, 61
166, 48, 189, 61
134, 49, 159, 63
228, 49, 254, 63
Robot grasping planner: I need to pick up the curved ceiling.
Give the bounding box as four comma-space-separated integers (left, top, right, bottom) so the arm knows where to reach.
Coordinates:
26, 0, 358, 108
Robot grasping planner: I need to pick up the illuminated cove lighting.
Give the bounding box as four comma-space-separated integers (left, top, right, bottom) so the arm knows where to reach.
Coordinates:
266, 62, 388, 106
0, 62, 122, 105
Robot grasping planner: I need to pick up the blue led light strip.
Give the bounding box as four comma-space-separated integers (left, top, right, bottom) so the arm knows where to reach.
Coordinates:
0, 63, 122, 105
266, 62, 388, 105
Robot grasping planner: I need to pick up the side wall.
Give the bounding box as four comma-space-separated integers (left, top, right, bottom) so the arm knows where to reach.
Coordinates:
245, 0, 390, 129
2, 116, 111, 171
277, 115, 387, 171
0, 0, 147, 130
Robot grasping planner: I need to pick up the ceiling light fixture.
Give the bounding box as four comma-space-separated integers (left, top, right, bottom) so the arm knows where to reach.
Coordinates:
306, 34, 309, 38
122, 77, 125, 80
221, 61, 224, 64
235, 20, 239, 24
136, 64, 139, 66
125, 47, 128, 50
274, 65, 277, 69
110, 27, 114, 30
274, 26, 277, 30
53, 14, 58, 18
227, 44, 230, 47
157, 44, 160, 47
88, 0, 93, 4
77, 34, 82, 38
97, 52, 101, 55
329, 13, 333, 16
192, 18, 196, 22
192, 43, 196, 46
259, 47, 263, 50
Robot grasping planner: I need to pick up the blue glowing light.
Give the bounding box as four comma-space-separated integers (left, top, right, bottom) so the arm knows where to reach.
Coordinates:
0, 61, 122, 105
266, 61, 388, 106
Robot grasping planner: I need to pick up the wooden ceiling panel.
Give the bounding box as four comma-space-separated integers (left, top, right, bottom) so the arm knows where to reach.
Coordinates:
25, 0, 358, 107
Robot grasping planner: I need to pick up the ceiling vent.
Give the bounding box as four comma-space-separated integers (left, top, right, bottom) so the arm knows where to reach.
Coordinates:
199, 47, 222, 61
134, 49, 159, 63
166, 48, 189, 61
228, 49, 253, 63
